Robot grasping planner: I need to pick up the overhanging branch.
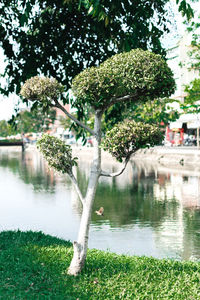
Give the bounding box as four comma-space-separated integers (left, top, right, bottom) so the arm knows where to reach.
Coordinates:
102, 93, 138, 112
54, 100, 95, 136
68, 172, 85, 206
100, 152, 135, 178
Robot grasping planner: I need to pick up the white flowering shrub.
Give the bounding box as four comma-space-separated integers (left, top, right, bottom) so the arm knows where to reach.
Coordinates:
102, 120, 164, 162
37, 134, 78, 174
72, 49, 175, 110
20, 76, 64, 106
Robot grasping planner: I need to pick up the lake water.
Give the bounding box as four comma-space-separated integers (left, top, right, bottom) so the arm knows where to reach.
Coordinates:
0, 147, 200, 261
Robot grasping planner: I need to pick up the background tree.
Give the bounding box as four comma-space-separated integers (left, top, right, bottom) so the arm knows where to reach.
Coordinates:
184, 78, 200, 103
14, 107, 56, 134
103, 98, 180, 132
20, 49, 175, 275
187, 7, 200, 72
0, 120, 15, 137
0, 107, 56, 137
77, 0, 194, 23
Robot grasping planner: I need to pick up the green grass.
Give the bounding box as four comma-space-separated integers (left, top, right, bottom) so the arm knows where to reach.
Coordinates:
0, 231, 199, 299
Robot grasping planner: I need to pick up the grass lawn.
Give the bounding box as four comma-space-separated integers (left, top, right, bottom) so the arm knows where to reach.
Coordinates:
0, 231, 199, 299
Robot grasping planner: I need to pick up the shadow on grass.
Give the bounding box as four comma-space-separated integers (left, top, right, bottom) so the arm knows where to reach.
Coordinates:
0, 231, 136, 299
0, 231, 75, 298
0, 231, 132, 299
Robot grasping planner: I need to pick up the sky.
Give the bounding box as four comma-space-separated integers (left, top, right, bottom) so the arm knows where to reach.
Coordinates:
0, 0, 199, 121
0, 48, 22, 121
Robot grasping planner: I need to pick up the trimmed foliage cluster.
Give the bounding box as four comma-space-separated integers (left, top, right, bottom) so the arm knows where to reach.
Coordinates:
102, 120, 164, 162
20, 76, 64, 106
37, 134, 77, 174
72, 49, 175, 110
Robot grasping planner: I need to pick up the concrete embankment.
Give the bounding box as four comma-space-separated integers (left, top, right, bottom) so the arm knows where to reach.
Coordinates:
2, 144, 200, 169
132, 146, 200, 167
71, 145, 200, 165
71, 145, 200, 172
32, 144, 200, 168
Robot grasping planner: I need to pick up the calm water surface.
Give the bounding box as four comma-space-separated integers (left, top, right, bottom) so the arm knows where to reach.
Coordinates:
0, 147, 200, 261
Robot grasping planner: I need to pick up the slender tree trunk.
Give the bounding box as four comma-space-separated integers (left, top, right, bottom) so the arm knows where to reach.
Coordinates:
68, 110, 102, 276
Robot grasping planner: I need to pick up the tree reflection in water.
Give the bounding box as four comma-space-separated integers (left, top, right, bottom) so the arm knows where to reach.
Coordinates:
75, 156, 200, 260
0, 149, 59, 193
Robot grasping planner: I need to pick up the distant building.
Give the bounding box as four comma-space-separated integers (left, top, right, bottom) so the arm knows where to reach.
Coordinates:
166, 32, 200, 146
167, 32, 199, 103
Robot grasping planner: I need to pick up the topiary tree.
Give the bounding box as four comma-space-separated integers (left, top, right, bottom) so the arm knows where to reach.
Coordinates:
20, 49, 175, 275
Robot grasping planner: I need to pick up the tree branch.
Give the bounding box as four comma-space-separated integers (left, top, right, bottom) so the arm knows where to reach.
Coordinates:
102, 93, 138, 111
54, 100, 95, 136
68, 171, 85, 206
100, 152, 134, 177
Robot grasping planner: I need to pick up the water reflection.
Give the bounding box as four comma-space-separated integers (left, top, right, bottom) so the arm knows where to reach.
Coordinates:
0, 150, 58, 193
0, 147, 199, 261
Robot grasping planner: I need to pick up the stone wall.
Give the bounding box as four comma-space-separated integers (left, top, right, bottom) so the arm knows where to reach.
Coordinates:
133, 146, 200, 167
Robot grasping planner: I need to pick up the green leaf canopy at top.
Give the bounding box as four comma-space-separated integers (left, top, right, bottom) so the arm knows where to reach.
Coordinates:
72, 49, 176, 111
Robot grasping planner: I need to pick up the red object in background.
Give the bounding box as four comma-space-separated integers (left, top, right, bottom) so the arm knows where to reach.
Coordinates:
166, 126, 170, 141
166, 126, 184, 145
180, 128, 184, 142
